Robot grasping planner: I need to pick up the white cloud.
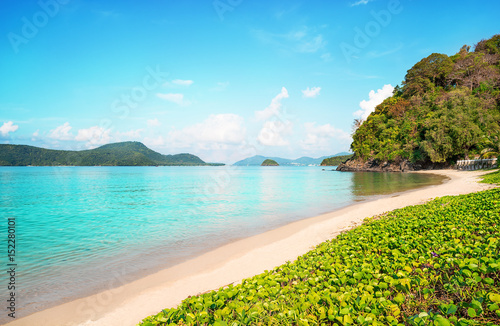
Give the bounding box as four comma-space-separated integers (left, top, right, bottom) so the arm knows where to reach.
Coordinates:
168, 114, 246, 149
49, 122, 73, 140
296, 35, 326, 53
156, 93, 190, 106
301, 122, 351, 151
302, 86, 321, 98
115, 129, 143, 141
211, 81, 229, 91
0, 121, 19, 137
255, 88, 293, 147
351, 0, 372, 6
147, 118, 161, 127
257, 120, 293, 146
354, 84, 394, 120
75, 126, 112, 148
143, 135, 166, 148
31, 130, 39, 141
171, 79, 193, 86
255, 87, 289, 121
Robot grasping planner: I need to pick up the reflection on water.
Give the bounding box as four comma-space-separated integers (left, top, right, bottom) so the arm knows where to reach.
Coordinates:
349, 171, 447, 197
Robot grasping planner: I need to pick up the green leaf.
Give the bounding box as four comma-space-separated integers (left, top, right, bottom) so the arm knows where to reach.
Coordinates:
446, 304, 458, 315
434, 316, 451, 326
467, 308, 477, 318
489, 293, 500, 303
419, 312, 429, 318
483, 278, 494, 285
394, 293, 405, 304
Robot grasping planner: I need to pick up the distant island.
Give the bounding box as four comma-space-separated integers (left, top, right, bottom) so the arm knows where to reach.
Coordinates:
0, 141, 224, 166
339, 34, 500, 172
261, 159, 279, 166
234, 153, 351, 166
320, 154, 353, 166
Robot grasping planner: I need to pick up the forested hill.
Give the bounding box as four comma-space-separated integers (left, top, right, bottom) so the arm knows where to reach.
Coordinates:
0, 142, 222, 166
320, 154, 353, 166
340, 34, 500, 172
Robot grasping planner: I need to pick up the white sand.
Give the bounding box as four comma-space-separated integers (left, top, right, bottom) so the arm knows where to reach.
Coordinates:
6, 170, 496, 326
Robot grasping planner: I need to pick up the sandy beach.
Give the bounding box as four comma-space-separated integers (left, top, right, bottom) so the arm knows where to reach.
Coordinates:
6, 169, 497, 326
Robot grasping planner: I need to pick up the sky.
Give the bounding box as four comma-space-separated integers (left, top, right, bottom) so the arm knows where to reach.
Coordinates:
0, 0, 499, 164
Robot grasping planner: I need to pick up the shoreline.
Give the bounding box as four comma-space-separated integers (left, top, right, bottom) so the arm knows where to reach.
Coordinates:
6, 169, 496, 326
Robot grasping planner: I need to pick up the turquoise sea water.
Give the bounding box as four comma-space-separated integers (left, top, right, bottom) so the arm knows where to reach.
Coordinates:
0, 166, 445, 321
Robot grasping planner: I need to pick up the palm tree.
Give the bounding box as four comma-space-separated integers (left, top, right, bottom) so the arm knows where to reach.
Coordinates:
480, 134, 500, 160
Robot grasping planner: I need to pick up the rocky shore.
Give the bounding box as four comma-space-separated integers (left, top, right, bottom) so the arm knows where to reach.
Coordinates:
336, 157, 451, 172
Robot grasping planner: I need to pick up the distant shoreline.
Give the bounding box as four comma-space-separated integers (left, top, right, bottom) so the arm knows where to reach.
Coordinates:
5, 169, 496, 326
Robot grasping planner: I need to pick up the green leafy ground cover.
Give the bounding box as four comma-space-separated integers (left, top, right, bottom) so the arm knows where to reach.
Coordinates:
482, 169, 500, 185
140, 183, 500, 325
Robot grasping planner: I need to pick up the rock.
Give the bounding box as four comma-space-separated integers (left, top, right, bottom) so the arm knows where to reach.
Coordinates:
336, 157, 450, 172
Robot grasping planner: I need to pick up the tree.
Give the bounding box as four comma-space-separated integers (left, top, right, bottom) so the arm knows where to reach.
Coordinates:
402, 53, 453, 96
480, 134, 500, 160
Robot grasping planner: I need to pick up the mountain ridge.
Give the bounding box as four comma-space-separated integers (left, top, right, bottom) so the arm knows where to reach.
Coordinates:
233, 153, 351, 166
0, 141, 223, 166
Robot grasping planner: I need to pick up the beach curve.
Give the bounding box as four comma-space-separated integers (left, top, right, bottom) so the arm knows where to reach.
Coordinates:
5, 169, 496, 326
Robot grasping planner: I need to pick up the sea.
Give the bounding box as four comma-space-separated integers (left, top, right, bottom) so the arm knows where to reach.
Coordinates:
0, 166, 446, 322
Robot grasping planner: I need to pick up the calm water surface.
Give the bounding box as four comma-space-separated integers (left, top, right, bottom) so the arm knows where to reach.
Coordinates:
0, 166, 445, 321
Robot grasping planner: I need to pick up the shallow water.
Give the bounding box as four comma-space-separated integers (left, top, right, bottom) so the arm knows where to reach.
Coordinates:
0, 166, 445, 321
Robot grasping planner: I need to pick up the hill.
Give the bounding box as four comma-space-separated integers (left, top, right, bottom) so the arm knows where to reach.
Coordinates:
233, 153, 349, 166
320, 154, 354, 166
339, 34, 500, 172
0, 142, 223, 166
261, 159, 279, 166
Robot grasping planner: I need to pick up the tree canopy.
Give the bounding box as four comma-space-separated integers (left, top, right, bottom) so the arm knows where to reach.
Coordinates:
350, 34, 500, 165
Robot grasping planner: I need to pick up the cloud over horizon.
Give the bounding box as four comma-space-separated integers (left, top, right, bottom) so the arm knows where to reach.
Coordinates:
302, 87, 321, 98
0, 121, 19, 137
49, 122, 73, 141
301, 122, 350, 151
75, 126, 112, 148
156, 93, 190, 106
354, 84, 394, 120
255, 87, 289, 121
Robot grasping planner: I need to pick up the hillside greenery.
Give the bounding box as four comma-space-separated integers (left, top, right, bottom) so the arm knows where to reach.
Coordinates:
320, 154, 354, 166
139, 185, 500, 326
0, 142, 222, 166
261, 159, 279, 166
481, 169, 500, 185
351, 34, 500, 166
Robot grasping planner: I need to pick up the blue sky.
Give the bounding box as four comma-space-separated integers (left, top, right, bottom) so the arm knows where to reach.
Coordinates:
0, 0, 498, 163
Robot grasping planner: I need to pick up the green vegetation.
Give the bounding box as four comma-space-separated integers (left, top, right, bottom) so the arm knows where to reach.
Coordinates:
350, 34, 500, 166
0, 142, 222, 166
261, 159, 279, 166
320, 155, 354, 166
481, 169, 500, 185
139, 187, 500, 326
